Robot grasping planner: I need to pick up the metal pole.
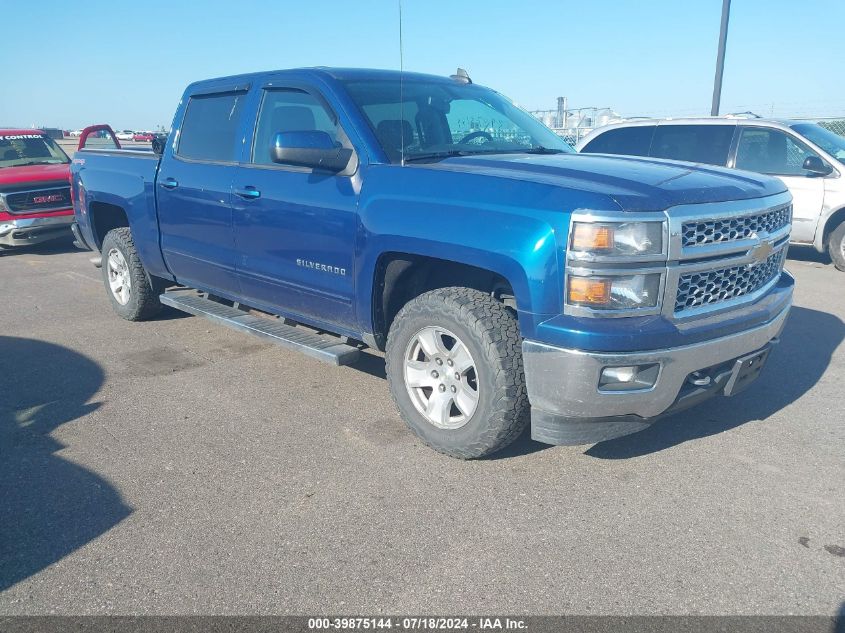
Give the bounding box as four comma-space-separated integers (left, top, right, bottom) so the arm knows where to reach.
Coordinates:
710, 0, 731, 116
562, 97, 568, 130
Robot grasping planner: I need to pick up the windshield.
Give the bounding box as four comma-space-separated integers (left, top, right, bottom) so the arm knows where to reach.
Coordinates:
790, 123, 845, 162
0, 133, 70, 168
341, 78, 573, 163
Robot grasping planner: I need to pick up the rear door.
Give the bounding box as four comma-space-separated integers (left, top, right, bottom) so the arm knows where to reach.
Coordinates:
649, 124, 736, 166
732, 126, 826, 244
156, 87, 248, 295
231, 84, 360, 332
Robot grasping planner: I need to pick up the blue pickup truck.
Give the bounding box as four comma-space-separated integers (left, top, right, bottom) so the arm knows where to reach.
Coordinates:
70, 68, 794, 458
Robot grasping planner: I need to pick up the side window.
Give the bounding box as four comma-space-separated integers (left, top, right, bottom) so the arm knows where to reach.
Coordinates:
735, 127, 822, 176
177, 92, 246, 162
581, 126, 654, 156
650, 125, 733, 166
252, 90, 339, 165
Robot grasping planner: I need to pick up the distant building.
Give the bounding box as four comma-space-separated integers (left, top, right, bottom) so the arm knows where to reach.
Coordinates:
529, 98, 622, 146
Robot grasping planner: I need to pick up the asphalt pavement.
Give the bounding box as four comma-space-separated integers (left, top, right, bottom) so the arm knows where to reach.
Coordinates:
0, 237, 843, 615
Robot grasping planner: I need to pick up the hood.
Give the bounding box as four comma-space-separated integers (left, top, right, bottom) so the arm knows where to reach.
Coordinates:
418, 153, 787, 212
0, 163, 71, 188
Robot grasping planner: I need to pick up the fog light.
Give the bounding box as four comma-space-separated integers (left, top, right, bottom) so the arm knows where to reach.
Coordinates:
599, 363, 660, 392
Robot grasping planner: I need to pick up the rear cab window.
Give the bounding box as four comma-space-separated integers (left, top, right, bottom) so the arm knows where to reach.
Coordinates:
650, 124, 734, 166
580, 126, 655, 156
177, 91, 247, 162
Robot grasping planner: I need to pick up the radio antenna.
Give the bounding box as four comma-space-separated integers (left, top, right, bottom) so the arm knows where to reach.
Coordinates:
398, 0, 405, 166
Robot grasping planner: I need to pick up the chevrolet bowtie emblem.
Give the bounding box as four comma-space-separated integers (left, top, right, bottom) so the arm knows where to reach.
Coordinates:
748, 238, 774, 264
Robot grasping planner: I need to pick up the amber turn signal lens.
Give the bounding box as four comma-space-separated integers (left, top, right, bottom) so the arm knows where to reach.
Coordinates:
571, 224, 613, 250
568, 277, 612, 305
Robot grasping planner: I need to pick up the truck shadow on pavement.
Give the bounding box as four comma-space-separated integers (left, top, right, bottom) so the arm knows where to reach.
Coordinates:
0, 337, 131, 592
0, 234, 80, 257
350, 307, 843, 460
787, 247, 833, 267
585, 306, 844, 460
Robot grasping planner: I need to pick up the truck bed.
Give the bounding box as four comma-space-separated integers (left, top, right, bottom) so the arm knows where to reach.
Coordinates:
72, 147, 167, 278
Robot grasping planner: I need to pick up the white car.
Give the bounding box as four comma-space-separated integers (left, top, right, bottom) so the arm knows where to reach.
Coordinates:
577, 118, 845, 270
115, 130, 136, 141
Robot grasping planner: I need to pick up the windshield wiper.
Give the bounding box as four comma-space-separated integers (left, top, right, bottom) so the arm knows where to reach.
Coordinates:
523, 146, 568, 154
16, 160, 59, 166
403, 150, 469, 163
404, 148, 545, 163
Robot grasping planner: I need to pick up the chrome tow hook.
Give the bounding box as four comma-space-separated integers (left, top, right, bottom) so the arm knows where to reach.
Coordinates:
688, 371, 712, 387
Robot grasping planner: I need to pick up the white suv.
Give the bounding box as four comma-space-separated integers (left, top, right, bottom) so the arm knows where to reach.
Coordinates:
577, 118, 845, 270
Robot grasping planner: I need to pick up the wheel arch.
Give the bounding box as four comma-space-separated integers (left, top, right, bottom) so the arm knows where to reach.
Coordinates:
367, 251, 524, 351
88, 201, 129, 250
821, 206, 845, 249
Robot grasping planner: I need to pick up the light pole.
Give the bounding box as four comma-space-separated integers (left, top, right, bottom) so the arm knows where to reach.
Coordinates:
710, 0, 731, 116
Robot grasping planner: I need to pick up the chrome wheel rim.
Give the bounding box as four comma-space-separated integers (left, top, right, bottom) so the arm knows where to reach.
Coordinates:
403, 326, 479, 430
106, 248, 131, 305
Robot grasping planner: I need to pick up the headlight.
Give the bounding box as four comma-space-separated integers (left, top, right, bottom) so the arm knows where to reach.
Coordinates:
570, 221, 663, 257
567, 273, 662, 310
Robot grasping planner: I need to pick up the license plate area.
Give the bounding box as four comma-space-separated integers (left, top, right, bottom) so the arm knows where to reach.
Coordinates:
723, 345, 772, 397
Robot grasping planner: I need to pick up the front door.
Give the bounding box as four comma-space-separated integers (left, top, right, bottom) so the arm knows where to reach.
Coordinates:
734, 126, 825, 244
232, 87, 360, 332
156, 90, 247, 295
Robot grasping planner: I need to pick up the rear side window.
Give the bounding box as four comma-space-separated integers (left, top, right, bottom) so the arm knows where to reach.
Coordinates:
650, 125, 733, 166
580, 126, 655, 156
177, 92, 246, 162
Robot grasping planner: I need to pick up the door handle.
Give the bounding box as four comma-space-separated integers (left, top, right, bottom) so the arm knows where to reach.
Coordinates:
235, 186, 261, 200
160, 178, 178, 189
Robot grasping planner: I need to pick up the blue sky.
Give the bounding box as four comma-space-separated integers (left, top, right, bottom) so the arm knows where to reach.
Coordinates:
1, 0, 843, 130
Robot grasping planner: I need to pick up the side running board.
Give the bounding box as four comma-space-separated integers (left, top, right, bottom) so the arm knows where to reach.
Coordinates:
159, 291, 360, 366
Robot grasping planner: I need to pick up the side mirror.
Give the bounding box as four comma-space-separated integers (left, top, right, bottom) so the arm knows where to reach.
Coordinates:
151, 136, 165, 155
803, 155, 832, 176
271, 131, 352, 172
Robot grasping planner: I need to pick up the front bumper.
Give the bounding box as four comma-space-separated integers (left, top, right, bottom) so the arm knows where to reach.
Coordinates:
523, 302, 791, 445
0, 214, 74, 248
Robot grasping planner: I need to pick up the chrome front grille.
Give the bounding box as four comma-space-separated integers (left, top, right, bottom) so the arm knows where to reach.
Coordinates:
674, 247, 787, 313
2, 186, 71, 214
681, 203, 791, 247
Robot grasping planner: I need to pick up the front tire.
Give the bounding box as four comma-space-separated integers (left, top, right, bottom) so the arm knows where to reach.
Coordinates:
101, 227, 162, 321
385, 287, 529, 459
827, 221, 845, 271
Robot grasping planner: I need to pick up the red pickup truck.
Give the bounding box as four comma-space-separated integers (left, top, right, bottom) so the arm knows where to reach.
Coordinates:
0, 129, 74, 249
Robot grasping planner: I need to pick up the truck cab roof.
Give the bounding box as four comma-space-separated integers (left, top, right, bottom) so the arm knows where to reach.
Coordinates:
183, 67, 466, 95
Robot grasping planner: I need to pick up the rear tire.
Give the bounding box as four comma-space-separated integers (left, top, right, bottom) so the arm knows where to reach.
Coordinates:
385, 287, 529, 459
101, 227, 162, 321
827, 221, 845, 271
